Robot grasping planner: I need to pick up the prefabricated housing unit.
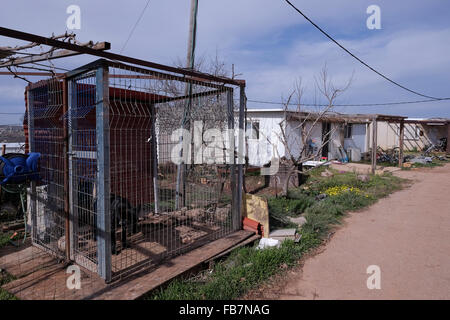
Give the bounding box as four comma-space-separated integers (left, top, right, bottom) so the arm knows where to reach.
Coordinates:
242, 109, 369, 166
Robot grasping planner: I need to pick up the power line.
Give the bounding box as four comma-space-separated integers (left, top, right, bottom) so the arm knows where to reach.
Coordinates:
245, 97, 450, 107
284, 0, 450, 101
2, 96, 449, 116
120, 0, 151, 54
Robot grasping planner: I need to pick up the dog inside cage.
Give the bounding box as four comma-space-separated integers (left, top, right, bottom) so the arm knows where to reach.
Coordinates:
73, 179, 139, 255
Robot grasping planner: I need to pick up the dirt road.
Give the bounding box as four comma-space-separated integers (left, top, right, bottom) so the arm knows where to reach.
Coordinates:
255, 164, 450, 300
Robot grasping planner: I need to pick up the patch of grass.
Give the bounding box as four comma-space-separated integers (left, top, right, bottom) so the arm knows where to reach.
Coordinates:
402, 161, 445, 170
0, 233, 19, 300
268, 196, 314, 217
0, 232, 12, 248
301, 202, 344, 237
245, 170, 260, 177
267, 194, 315, 230
0, 289, 17, 300
0, 271, 17, 300
301, 173, 404, 237
300, 172, 365, 197
363, 174, 405, 198
148, 239, 309, 300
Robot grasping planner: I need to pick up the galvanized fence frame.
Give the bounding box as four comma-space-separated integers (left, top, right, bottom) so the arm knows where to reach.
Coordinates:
26, 79, 67, 260
62, 59, 245, 282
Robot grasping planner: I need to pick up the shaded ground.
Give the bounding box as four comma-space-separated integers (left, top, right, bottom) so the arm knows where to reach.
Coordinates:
246, 164, 450, 300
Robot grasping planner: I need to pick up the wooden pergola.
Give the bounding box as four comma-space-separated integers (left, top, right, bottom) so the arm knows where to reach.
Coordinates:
286, 111, 409, 174
369, 114, 407, 174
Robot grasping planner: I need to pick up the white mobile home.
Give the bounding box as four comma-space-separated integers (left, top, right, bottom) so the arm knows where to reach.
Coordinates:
242, 109, 372, 166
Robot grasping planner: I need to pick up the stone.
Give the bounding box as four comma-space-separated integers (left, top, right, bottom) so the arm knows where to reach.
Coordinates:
289, 216, 307, 227
403, 162, 412, 168
315, 193, 327, 201
357, 174, 370, 182
269, 228, 297, 241
321, 169, 334, 177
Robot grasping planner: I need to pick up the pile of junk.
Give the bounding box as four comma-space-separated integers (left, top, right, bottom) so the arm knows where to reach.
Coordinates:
0, 152, 41, 244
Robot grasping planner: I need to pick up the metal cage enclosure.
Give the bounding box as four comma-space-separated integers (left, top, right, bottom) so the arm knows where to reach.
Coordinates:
26, 59, 245, 282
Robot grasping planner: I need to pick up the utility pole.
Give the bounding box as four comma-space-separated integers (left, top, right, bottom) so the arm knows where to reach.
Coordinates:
175, 0, 199, 209
186, 0, 198, 70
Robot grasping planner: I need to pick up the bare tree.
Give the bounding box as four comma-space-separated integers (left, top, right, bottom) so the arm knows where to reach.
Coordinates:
260, 65, 352, 197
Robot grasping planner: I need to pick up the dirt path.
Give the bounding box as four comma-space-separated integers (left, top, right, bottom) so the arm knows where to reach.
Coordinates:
252, 164, 450, 300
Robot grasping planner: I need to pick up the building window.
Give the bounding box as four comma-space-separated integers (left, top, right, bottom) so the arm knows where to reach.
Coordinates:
404, 124, 421, 140
344, 123, 353, 139
246, 120, 260, 140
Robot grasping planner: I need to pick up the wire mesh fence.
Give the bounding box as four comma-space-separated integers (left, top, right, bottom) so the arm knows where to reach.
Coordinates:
26, 79, 66, 259
7, 58, 245, 290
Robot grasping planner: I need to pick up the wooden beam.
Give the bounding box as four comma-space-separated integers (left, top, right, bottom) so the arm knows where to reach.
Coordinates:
447, 123, 450, 153
399, 121, 404, 167
387, 122, 415, 152
92, 230, 255, 300
371, 117, 378, 174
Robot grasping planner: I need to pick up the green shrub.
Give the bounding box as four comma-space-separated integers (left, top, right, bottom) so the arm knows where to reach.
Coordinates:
302, 201, 344, 237
0, 232, 12, 248
0, 289, 17, 300
268, 195, 315, 230
268, 196, 314, 216
0, 271, 17, 300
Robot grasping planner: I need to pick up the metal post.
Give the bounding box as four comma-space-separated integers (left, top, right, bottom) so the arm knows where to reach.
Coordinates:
366, 123, 371, 153
68, 79, 76, 260
399, 121, 404, 167
226, 89, 238, 230
26, 88, 37, 241
387, 122, 415, 151
404, 123, 426, 151
0, 144, 4, 199
96, 64, 111, 282
236, 85, 246, 230
62, 78, 71, 260
175, 0, 199, 209
186, 0, 199, 70
151, 104, 159, 214
371, 117, 378, 174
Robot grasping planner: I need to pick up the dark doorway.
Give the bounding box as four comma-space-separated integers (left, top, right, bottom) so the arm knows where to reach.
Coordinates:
322, 122, 331, 158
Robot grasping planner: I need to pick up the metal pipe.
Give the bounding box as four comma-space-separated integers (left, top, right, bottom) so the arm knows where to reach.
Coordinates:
96, 65, 112, 282
236, 85, 246, 230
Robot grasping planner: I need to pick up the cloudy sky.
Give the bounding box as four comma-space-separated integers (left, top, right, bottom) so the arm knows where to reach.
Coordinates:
1, 0, 449, 124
